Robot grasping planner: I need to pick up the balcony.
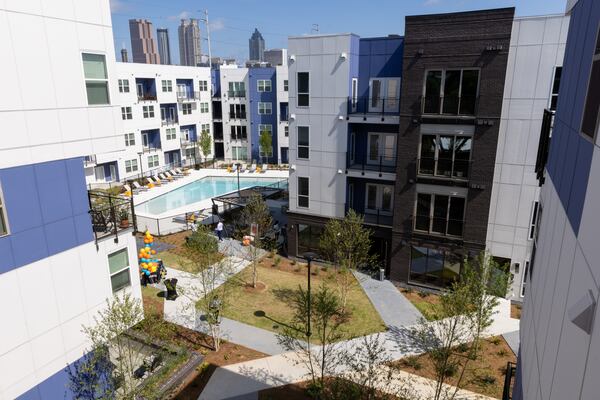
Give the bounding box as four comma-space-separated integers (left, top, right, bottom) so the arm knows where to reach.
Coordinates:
161, 118, 178, 127
229, 112, 247, 120
227, 90, 246, 98
412, 214, 465, 239
347, 97, 400, 122
84, 155, 97, 167
176, 91, 200, 102
347, 154, 397, 177
88, 191, 136, 244
347, 207, 393, 227
535, 109, 555, 186
416, 157, 471, 182
420, 95, 478, 117
136, 78, 157, 102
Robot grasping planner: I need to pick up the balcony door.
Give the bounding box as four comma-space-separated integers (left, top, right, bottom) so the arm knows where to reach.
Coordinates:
365, 184, 393, 215
368, 132, 396, 166
369, 78, 400, 113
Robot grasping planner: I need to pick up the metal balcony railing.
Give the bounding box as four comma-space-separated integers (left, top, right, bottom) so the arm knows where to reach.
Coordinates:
502, 362, 517, 400
228, 112, 247, 120
413, 215, 465, 238
348, 207, 393, 227
88, 191, 136, 244
227, 90, 246, 98
280, 113, 289, 122
347, 97, 400, 120
137, 94, 157, 102
161, 118, 178, 126
421, 95, 478, 116
416, 157, 472, 180
347, 154, 397, 175
84, 155, 97, 167
176, 91, 200, 101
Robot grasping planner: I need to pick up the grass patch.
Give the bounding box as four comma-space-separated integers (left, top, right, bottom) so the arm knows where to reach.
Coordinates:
511, 303, 522, 319
399, 288, 441, 321
158, 250, 224, 275
392, 336, 516, 399
208, 261, 386, 343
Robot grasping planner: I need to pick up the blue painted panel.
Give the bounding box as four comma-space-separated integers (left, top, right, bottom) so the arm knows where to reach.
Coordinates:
249, 67, 278, 163
34, 161, 72, 224
65, 158, 89, 216
44, 217, 78, 255
0, 164, 42, 234
212, 69, 221, 97
0, 238, 15, 274
17, 354, 82, 400
10, 226, 48, 267
74, 212, 93, 245
567, 137, 594, 233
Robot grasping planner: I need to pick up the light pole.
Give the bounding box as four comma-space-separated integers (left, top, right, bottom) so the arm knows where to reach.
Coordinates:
235, 162, 241, 197
303, 252, 318, 339
137, 151, 143, 180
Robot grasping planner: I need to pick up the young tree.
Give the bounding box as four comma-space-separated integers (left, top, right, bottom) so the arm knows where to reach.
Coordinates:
198, 129, 212, 165
319, 209, 375, 311
66, 347, 115, 400
240, 195, 273, 288
277, 284, 348, 397
81, 293, 145, 399
179, 225, 233, 351
259, 128, 273, 164
462, 251, 511, 359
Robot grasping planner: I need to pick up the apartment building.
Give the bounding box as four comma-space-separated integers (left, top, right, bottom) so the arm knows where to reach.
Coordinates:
85, 62, 213, 186
0, 1, 141, 398
276, 65, 290, 163
513, 0, 600, 398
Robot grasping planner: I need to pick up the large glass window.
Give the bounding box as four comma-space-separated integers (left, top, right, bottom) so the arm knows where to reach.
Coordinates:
418, 134, 472, 179
365, 184, 394, 215
409, 246, 462, 288
124, 133, 135, 146
368, 133, 396, 165
108, 248, 131, 292
422, 69, 479, 115
298, 177, 309, 208
0, 184, 8, 236
232, 146, 248, 160
257, 80, 272, 92
297, 72, 309, 107
297, 224, 323, 255
230, 125, 247, 140
82, 53, 109, 105
414, 193, 465, 237
582, 28, 600, 140
549, 66, 562, 110
228, 81, 246, 97
161, 80, 172, 92
229, 104, 246, 119
258, 102, 272, 115
298, 126, 309, 159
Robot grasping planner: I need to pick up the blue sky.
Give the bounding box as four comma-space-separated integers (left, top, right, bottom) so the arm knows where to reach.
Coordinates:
110, 0, 566, 64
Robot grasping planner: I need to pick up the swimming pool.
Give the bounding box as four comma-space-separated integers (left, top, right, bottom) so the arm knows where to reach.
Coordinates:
136, 176, 287, 215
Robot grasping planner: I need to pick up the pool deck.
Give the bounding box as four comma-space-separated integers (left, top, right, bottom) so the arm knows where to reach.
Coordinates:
133, 168, 289, 219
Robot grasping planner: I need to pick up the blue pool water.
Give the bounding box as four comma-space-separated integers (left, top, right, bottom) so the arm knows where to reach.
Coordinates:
136, 176, 287, 215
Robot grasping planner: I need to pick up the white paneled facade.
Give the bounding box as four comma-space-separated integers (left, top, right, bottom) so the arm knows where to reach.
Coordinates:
487, 14, 569, 301
276, 65, 290, 163
219, 66, 251, 161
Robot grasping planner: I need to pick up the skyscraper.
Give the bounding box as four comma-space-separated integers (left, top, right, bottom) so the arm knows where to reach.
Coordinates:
128, 19, 160, 64
249, 28, 265, 61
156, 28, 172, 65
178, 19, 202, 66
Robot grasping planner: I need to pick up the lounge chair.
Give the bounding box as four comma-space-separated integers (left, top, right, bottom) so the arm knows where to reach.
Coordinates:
249, 163, 257, 173
153, 175, 165, 185
147, 177, 160, 187
122, 184, 134, 196
168, 169, 183, 178
165, 171, 179, 180
132, 181, 148, 191
159, 173, 173, 182
261, 164, 268, 173
238, 164, 247, 173
175, 167, 191, 176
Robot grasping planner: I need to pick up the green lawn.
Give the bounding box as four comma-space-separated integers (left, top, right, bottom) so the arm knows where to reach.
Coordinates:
207, 263, 387, 342
159, 250, 224, 275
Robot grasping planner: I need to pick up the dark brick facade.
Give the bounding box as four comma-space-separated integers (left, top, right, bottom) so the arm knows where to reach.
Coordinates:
390, 8, 515, 284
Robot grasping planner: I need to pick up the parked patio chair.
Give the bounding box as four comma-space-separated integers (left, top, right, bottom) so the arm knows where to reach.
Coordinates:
132, 181, 148, 191
122, 184, 134, 196
261, 164, 268, 173
159, 173, 173, 182
249, 163, 257, 173
239, 164, 247, 173
147, 177, 160, 187
175, 167, 191, 176
152, 175, 165, 185
165, 171, 179, 180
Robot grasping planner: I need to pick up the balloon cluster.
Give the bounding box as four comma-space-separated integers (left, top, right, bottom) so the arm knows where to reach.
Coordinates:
139, 231, 160, 276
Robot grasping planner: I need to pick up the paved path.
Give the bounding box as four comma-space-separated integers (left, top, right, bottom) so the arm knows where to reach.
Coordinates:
503, 330, 520, 355
354, 270, 422, 328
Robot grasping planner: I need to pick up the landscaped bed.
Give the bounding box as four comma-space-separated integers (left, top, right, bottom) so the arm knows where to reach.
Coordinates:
211, 256, 387, 342
398, 287, 441, 321
392, 336, 516, 399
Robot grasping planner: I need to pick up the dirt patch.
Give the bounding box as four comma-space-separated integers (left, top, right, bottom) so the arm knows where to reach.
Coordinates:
511, 303, 522, 319
258, 378, 403, 400
244, 281, 267, 292
392, 336, 516, 399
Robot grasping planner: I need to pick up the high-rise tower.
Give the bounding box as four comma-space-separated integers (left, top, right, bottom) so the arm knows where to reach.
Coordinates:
249, 28, 265, 61
178, 19, 202, 66
128, 19, 160, 64
156, 28, 172, 65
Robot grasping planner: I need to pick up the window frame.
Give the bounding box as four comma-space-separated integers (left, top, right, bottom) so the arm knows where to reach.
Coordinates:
258, 102, 273, 115
230, 125, 248, 141
118, 79, 130, 93
297, 126, 310, 160
297, 176, 309, 208
166, 127, 177, 140
0, 182, 10, 237
182, 103, 192, 115
124, 133, 135, 147
121, 106, 132, 120
257, 79, 272, 92
422, 68, 480, 115
201, 123, 210, 134
528, 201, 539, 240
147, 154, 159, 168
142, 105, 155, 118
413, 192, 466, 237
520, 261, 530, 297
284, 125, 289, 137
367, 132, 397, 166
200, 102, 209, 113
417, 133, 473, 179
580, 23, 600, 142
125, 159, 138, 173
549, 66, 562, 111
161, 80, 173, 92
351, 77, 358, 111
364, 183, 394, 215
283, 79, 289, 92
297, 72, 310, 107
199, 80, 208, 91
81, 52, 110, 105
108, 247, 131, 293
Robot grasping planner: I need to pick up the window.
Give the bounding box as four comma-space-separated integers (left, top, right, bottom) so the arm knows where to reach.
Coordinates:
365, 184, 394, 215
283, 79, 288, 92
182, 103, 192, 115
297, 72, 309, 107
409, 246, 462, 288
121, 107, 132, 120
368, 133, 396, 165
229, 104, 246, 119
0, 183, 9, 236
118, 79, 129, 93
166, 128, 177, 140
143, 105, 155, 118
125, 159, 138, 173
520, 261, 530, 297
228, 81, 246, 97
581, 27, 600, 140
200, 102, 209, 113
199, 80, 208, 91
230, 125, 247, 140
369, 78, 400, 112
422, 69, 479, 115
147, 154, 159, 168
258, 124, 272, 135
108, 248, 131, 292
418, 134, 472, 179
185, 148, 196, 159
82, 53, 109, 105
161, 80, 172, 92
297, 126, 309, 159
232, 146, 248, 160
284, 125, 289, 137
258, 102, 272, 115
298, 177, 309, 208
201, 124, 210, 134
528, 201, 540, 240
414, 193, 465, 237
297, 224, 323, 255
124, 133, 135, 146
549, 67, 562, 111
257, 79, 272, 92
351, 78, 358, 110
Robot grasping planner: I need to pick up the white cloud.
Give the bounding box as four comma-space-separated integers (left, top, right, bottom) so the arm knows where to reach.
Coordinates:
209, 18, 225, 32
168, 11, 192, 21
109, 0, 127, 13
423, 0, 441, 5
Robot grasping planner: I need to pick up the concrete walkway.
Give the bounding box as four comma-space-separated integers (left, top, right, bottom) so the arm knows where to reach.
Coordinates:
354, 270, 422, 327
503, 330, 520, 355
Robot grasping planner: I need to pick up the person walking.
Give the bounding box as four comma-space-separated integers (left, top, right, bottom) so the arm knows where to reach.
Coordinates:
216, 220, 224, 241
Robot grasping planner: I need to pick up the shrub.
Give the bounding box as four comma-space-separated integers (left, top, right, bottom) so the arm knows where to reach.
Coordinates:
497, 349, 509, 357
457, 342, 470, 353
417, 291, 429, 298
439, 363, 458, 378
402, 356, 422, 370
273, 256, 282, 268
490, 337, 502, 346
404, 287, 414, 294
476, 374, 496, 386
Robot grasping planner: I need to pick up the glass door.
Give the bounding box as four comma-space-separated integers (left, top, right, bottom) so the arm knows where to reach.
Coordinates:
368, 133, 396, 166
